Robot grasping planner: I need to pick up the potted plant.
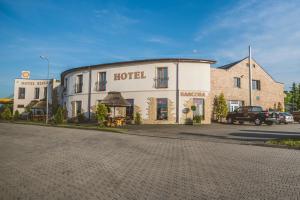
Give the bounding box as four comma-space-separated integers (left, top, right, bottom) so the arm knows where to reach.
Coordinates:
193, 115, 202, 125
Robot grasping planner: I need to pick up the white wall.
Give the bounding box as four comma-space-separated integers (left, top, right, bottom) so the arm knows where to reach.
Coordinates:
178, 62, 210, 91
13, 79, 52, 113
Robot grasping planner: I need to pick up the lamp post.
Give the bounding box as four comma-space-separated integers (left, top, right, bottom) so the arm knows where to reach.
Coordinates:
40, 56, 50, 124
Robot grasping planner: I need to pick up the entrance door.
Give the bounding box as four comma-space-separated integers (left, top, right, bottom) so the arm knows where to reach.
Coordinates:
228, 100, 243, 112
126, 99, 134, 120
193, 98, 204, 118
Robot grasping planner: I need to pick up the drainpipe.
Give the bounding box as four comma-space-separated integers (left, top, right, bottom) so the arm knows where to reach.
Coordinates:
248, 46, 253, 106
176, 62, 179, 123
88, 66, 92, 120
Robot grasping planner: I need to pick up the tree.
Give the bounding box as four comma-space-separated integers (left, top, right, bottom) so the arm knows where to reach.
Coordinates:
277, 102, 283, 112
273, 103, 277, 111
190, 105, 196, 118
297, 83, 300, 110
291, 82, 297, 111
216, 93, 228, 122
96, 104, 108, 127
134, 112, 142, 125
1, 107, 12, 120
54, 107, 64, 124
212, 95, 219, 121
13, 110, 20, 120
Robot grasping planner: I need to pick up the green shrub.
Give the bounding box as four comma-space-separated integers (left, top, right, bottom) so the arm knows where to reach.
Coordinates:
13, 110, 20, 120
191, 105, 196, 112
216, 93, 228, 122
77, 113, 85, 123
193, 115, 202, 123
134, 112, 142, 125
1, 107, 12, 120
54, 107, 64, 124
96, 104, 108, 127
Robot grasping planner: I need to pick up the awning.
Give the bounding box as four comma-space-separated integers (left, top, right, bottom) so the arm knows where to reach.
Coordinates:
101, 91, 131, 107
32, 100, 48, 109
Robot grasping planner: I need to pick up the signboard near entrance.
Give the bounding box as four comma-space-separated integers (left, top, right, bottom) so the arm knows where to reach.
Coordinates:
180, 92, 206, 97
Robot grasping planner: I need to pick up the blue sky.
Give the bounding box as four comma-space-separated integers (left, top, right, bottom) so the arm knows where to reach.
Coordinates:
1, 0, 300, 97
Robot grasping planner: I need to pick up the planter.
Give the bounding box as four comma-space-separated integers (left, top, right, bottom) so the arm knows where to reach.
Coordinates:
185, 118, 193, 125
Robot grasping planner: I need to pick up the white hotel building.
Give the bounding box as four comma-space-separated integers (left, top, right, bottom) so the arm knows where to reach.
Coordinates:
61, 58, 215, 124
13, 57, 284, 124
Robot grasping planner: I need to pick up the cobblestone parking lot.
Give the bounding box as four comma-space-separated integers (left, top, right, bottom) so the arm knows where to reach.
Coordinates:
0, 123, 299, 200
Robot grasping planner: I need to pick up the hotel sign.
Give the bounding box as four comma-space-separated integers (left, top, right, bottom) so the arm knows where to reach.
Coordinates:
180, 92, 206, 97
20, 81, 49, 86
114, 71, 146, 80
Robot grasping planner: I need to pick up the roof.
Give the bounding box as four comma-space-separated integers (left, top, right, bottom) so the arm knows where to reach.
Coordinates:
61, 58, 216, 82
218, 57, 247, 69
217, 57, 283, 84
101, 91, 131, 107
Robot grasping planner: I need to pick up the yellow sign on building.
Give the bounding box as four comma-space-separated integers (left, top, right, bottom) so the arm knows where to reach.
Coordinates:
21, 71, 30, 79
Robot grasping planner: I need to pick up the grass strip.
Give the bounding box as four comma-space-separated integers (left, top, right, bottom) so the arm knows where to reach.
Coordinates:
0, 120, 126, 133
266, 138, 300, 148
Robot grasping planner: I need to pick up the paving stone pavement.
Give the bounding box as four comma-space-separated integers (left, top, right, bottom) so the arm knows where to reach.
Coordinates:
0, 123, 299, 200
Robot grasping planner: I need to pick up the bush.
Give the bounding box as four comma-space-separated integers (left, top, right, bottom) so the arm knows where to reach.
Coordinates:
1, 107, 12, 120
96, 104, 108, 127
77, 113, 85, 123
54, 107, 64, 124
193, 115, 202, 124
13, 110, 20, 120
191, 105, 196, 112
134, 112, 142, 125
216, 93, 228, 122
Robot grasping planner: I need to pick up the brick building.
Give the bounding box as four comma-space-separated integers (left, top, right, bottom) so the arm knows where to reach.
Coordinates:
211, 57, 285, 112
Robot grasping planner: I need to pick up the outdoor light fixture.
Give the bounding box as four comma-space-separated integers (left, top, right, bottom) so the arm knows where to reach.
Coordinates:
40, 55, 50, 124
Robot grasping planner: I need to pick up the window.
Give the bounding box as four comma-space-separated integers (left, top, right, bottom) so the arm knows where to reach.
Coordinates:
76, 101, 82, 115
228, 100, 244, 112
17, 104, 24, 108
34, 88, 40, 99
156, 67, 168, 88
157, 98, 168, 120
250, 106, 263, 112
193, 98, 204, 119
126, 99, 134, 120
96, 72, 106, 91
44, 87, 47, 99
234, 77, 241, 88
18, 87, 25, 99
65, 78, 68, 89
252, 80, 261, 90
75, 75, 83, 93
72, 101, 82, 117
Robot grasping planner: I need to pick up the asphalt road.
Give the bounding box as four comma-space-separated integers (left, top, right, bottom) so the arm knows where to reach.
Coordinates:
0, 123, 299, 200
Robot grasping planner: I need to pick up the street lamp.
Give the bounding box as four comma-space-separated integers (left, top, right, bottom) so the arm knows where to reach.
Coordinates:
40, 56, 50, 124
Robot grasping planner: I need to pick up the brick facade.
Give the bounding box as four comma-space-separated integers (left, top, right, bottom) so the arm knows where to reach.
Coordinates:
211, 57, 285, 112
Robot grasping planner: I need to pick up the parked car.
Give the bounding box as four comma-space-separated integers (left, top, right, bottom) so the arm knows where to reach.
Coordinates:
275, 112, 294, 124
292, 111, 300, 123
226, 106, 276, 125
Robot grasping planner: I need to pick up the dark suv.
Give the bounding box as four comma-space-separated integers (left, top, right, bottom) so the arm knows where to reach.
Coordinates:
226, 106, 276, 125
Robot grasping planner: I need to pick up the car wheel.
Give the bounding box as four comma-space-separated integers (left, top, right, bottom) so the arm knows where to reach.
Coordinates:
254, 118, 262, 126
238, 121, 244, 124
227, 117, 233, 124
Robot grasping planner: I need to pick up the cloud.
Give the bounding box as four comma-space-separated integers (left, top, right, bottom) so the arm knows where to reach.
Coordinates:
92, 9, 139, 33
195, 0, 300, 87
146, 36, 171, 44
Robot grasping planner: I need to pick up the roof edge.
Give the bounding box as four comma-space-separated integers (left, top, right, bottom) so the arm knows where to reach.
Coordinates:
61, 58, 216, 80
